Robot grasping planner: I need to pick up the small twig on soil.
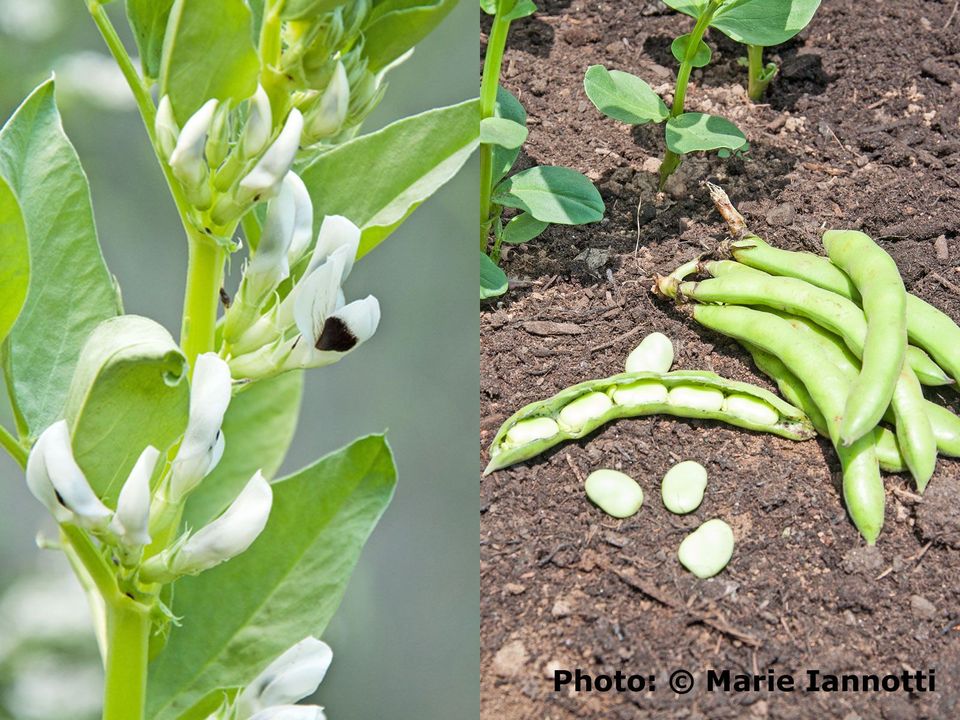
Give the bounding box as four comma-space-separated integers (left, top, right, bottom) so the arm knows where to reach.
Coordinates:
891, 486, 924, 504
601, 560, 762, 647
705, 182, 749, 240
910, 541, 934, 573
945, 0, 959, 29
538, 542, 574, 568
564, 452, 585, 483
931, 273, 960, 296
875, 566, 894, 581
589, 324, 645, 353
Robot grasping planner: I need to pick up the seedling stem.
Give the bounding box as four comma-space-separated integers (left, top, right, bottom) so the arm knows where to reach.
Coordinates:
480, 8, 511, 251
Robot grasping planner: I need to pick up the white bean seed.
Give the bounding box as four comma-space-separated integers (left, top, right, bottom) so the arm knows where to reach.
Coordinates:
667, 385, 724, 412
722, 393, 779, 426
678, 519, 734, 578
661, 460, 707, 514
505, 417, 559, 446
625, 332, 674, 374
558, 392, 613, 432
611, 380, 668, 406
585, 469, 644, 518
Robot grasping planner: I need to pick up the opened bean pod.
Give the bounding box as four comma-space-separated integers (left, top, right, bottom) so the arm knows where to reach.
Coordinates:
485, 370, 816, 474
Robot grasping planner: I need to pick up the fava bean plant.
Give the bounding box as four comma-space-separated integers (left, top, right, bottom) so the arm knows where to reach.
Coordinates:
583, 0, 820, 190
0, 1, 475, 719
479, 0, 604, 299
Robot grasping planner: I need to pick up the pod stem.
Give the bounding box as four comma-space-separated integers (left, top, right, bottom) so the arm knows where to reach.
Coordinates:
705, 182, 749, 240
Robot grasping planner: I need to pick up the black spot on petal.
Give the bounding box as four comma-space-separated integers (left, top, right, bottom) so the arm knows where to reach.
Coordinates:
316, 316, 357, 352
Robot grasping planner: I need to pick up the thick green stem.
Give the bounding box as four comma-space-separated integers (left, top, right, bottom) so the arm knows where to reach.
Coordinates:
181, 234, 226, 367
102, 599, 151, 720
658, 1, 723, 190
479, 12, 511, 252
0, 424, 26, 467
747, 44, 773, 101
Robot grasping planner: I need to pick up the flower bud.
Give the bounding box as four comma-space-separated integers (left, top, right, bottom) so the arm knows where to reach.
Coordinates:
246, 180, 296, 295
168, 99, 218, 190
205, 102, 232, 169
237, 109, 304, 204
304, 61, 349, 141
285, 173, 314, 266
237, 637, 332, 715
249, 706, 326, 720
169, 353, 232, 500
155, 95, 179, 161
26, 421, 112, 529
109, 446, 159, 548
242, 85, 273, 159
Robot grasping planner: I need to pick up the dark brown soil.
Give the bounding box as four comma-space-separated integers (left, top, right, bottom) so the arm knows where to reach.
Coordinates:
481, 1, 960, 718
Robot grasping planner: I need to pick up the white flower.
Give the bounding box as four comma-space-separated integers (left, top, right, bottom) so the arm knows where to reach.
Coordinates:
168, 98, 218, 189
244, 178, 297, 301
249, 707, 325, 720
25, 421, 111, 529
155, 95, 179, 160
242, 85, 273, 158
285, 294, 380, 371
305, 61, 349, 140
168, 353, 232, 500
237, 638, 332, 716
109, 445, 160, 547
238, 109, 304, 203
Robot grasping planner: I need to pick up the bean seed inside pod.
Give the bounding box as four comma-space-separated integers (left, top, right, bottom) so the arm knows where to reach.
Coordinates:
610, 380, 668, 406
667, 385, 724, 412
722, 393, 779, 426
661, 460, 707, 514
584, 469, 644, 518
505, 417, 559, 447
678, 519, 735, 578
558, 391, 613, 432
625, 332, 674, 374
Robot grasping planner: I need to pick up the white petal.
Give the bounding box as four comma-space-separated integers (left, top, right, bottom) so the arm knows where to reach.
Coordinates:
285, 173, 314, 265
168, 99, 218, 187
249, 706, 325, 720
208, 429, 225, 476
306, 61, 349, 139
304, 215, 359, 280
155, 95, 179, 160
171, 471, 272, 575
247, 181, 296, 289
239, 638, 332, 711
25, 428, 71, 522
110, 446, 159, 547
287, 296, 380, 371
327, 295, 380, 346
40, 421, 112, 529
238, 109, 304, 201
242, 84, 272, 157
291, 250, 350, 342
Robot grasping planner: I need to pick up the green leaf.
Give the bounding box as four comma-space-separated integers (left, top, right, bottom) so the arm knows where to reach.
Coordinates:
480, 0, 497, 14
711, 0, 821, 46
583, 65, 669, 125
63, 316, 189, 506
664, 112, 747, 154
362, 0, 459, 73
281, 0, 345, 19
663, 0, 709, 19
671, 33, 712, 68
480, 251, 508, 299
0, 80, 119, 440
492, 85, 526, 185
159, 0, 260, 123
503, 0, 536, 21
145, 435, 396, 720
0, 177, 28, 348
501, 212, 548, 245
181, 372, 304, 530
480, 117, 527, 149
492, 166, 604, 225
125, 0, 176, 81
299, 98, 479, 259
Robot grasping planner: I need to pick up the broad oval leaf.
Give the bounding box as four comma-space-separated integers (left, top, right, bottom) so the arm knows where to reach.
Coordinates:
671, 33, 712, 68
63, 315, 189, 506
480, 116, 527, 149
501, 212, 548, 245
0, 176, 28, 347
583, 65, 669, 126
665, 112, 747, 154
299, 98, 479, 259
492, 85, 526, 185
712, 0, 822, 46
159, 0, 260, 123
492, 166, 604, 225
145, 434, 396, 720
503, 0, 537, 21
362, 0, 459, 73
125, 0, 175, 81
182, 371, 304, 530
0, 79, 119, 440
480, 251, 508, 300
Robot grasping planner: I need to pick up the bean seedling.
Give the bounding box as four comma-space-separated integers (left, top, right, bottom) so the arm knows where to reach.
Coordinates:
480, 0, 605, 299
0, 1, 474, 718
583, 0, 820, 190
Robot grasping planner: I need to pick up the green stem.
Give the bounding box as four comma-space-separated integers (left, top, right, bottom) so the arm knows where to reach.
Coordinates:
659, 0, 724, 190
102, 598, 151, 720
0, 424, 26, 468
181, 233, 226, 367
479, 11, 511, 253
61, 524, 119, 602
746, 44, 771, 101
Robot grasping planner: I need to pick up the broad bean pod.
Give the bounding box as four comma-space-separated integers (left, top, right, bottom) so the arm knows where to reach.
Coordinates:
484, 370, 816, 475
689, 304, 885, 544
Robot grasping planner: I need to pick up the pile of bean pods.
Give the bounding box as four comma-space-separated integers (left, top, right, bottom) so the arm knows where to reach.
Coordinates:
653, 185, 960, 544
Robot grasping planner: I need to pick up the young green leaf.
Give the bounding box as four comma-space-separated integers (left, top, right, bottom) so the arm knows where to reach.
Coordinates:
492, 166, 604, 225
671, 33, 712, 67
299, 98, 479, 258
503, 0, 537, 21
281, 0, 345, 20
665, 112, 748, 154
0, 177, 28, 348
63, 315, 189, 506
125, 0, 176, 81
480, 251, 508, 299
711, 0, 821, 46
480, 117, 528, 149
480, 0, 497, 14
159, 0, 260, 123
362, 0, 459, 72
583, 65, 669, 125
501, 212, 548, 245
492, 85, 526, 185
145, 435, 396, 720
181, 372, 304, 530
0, 80, 119, 440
